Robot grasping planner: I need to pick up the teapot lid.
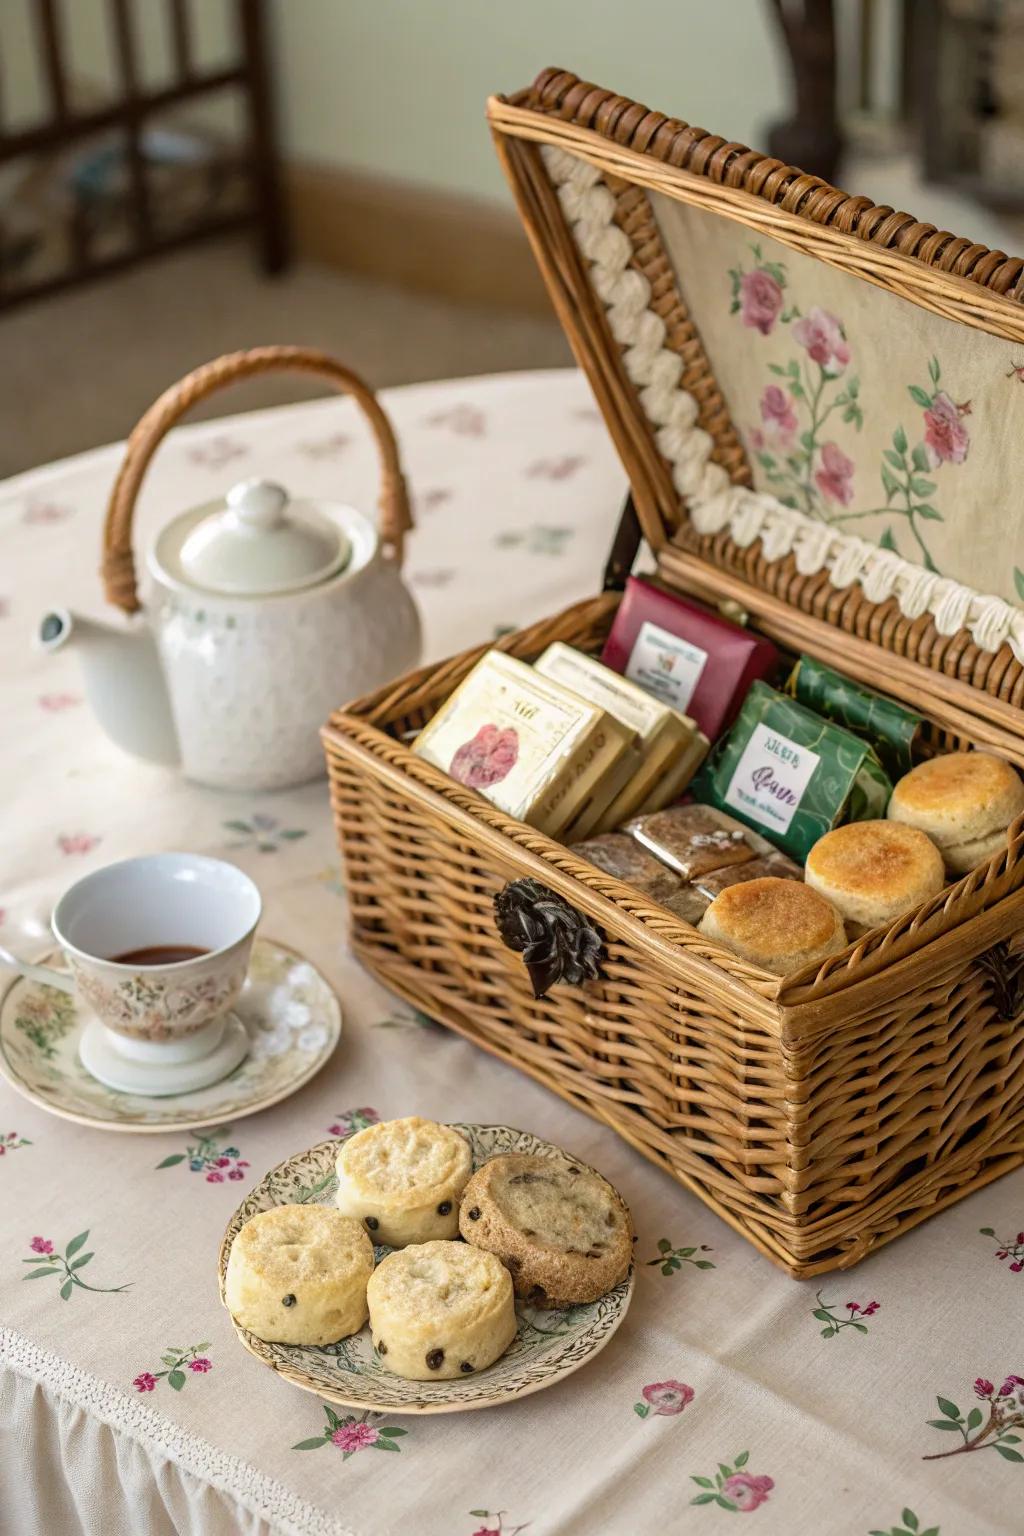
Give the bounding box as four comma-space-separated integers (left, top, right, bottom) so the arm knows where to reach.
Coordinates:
176, 479, 351, 595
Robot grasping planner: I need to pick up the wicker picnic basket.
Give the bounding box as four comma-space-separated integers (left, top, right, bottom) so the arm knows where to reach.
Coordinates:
322, 69, 1024, 1278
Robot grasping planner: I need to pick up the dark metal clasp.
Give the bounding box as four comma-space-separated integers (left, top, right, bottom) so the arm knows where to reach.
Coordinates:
494, 878, 603, 999
977, 942, 1024, 1022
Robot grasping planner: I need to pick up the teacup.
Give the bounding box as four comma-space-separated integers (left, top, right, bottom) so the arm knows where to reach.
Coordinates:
51, 852, 261, 1040
5, 853, 261, 1096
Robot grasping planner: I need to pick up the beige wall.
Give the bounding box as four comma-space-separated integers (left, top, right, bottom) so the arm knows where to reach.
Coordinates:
271, 0, 790, 205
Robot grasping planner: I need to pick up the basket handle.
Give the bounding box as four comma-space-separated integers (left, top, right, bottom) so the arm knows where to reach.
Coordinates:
101, 345, 414, 614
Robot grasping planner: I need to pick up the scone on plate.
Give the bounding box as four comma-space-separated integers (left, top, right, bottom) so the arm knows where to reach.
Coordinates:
699, 877, 846, 975
805, 820, 945, 934
366, 1239, 517, 1381
335, 1116, 473, 1247
224, 1204, 373, 1346
887, 751, 1024, 874
459, 1153, 633, 1308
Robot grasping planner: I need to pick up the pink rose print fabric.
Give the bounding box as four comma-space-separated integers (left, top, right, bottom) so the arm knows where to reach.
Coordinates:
793, 306, 851, 375
814, 442, 855, 507
980, 1224, 1024, 1272
634, 1379, 694, 1418
923, 390, 970, 466
691, 1452, 773, 1512
722, 1474, 775, 1512
739, 269, 784, 335
449, 725, 519, 789
292, 1404, 408, 1457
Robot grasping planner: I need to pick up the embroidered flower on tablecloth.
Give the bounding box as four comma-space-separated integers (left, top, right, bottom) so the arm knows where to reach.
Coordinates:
132, 1343, 212, 1392
155, 1128, 248, 1182
38, 693, 81, 712
222, 813, 307, 853
422, 404, 485, 437
634, 1379, 694, 1418
525, 455, 586, 481
691, 1452, 773, 1511
22, 498, 73, 525
21, 1229, 130, 1299
813, 1291, 880, 1336
924, 1376, 1024, 1461
979, 1226, 1024, 1273
466, 1513, 530, 1536
292, 1403, 408, 1457
646, 1238, 715, 1275
327, 1107, 380, 1139
185, 436, 247, 469
868, 1508, 940, 1536
57, 833, 100, 856
0, 1132, 31, 1156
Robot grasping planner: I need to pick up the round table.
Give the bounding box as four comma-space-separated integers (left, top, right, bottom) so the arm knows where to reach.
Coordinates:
1, 369, 1020, 1536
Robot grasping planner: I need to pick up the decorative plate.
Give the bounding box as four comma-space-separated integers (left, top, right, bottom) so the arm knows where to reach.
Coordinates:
218, 1125, 634, 1415
0, 937, 341, 1133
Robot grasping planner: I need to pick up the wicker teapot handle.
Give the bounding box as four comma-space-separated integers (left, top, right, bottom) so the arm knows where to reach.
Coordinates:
101, 345, 414, 614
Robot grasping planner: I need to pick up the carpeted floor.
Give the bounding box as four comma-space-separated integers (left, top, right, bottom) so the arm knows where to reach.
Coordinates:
0, 238, 571, 478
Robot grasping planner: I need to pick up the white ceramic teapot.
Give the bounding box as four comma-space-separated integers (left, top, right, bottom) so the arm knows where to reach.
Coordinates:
39, 347, 422, 791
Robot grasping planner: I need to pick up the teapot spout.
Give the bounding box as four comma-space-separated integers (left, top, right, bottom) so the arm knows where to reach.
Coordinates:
38, 609, 180, 768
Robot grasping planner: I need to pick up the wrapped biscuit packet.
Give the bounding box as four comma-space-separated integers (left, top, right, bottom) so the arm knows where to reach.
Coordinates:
695, 852, 802, 899
624, 804, 767, 880
570, 833, 681, 901
787, 655, 922, 778
695, 682, 892, 862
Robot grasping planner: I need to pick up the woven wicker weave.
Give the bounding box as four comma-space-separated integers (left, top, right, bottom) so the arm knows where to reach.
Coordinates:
322, 73, 1024, 1277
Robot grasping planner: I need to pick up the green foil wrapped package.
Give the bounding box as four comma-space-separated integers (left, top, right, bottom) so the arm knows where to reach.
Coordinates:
787, 655, 921, 778
696, 681, 892, 861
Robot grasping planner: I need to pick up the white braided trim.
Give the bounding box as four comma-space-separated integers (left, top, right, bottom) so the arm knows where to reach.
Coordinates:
543, 145, 1024, 665
0, 1326, 359, 1536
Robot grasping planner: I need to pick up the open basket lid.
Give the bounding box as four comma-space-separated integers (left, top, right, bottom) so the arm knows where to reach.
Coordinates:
488, 69, 1024, 760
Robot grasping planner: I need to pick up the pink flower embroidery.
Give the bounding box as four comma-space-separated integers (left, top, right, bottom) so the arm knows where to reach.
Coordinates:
759, 384, 798, 441
793, 307, 850, 375
58, 833, 100, 856
976, 1377, 996, 1397
722, 1473, 774, 1512
641, 1380, 695, 1416
214, 1157, 231, 1167
30, 1236, 53, 1254
450, 724, 519, 789
133, 1373, 157, 1392
923, 391, 970, 466
227, 1168, 245, 1180
814, 442, 855, 506
22, 499, 73, 525
740, 269, 783, 335
330, 1422, 379, 1452
188, 1358, 212, 1373
38, 693, 81, 712
526, 455, 586, 481
424, 404, 485, 437
206, 1171, 224, 1183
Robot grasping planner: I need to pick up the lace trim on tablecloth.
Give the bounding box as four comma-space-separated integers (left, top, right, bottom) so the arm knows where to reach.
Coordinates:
542, 144, 1024, 663
0, 1326, 358, 1536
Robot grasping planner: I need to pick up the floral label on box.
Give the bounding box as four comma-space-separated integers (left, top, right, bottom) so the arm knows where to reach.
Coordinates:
723, 722, 820, 835
625, 622, 708, 712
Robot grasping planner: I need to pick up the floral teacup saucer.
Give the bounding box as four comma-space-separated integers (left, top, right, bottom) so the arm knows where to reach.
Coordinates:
0, 937, 341, 1132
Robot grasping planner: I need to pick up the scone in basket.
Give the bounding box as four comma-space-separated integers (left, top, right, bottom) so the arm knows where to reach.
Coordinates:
323, 69, 1024, 1279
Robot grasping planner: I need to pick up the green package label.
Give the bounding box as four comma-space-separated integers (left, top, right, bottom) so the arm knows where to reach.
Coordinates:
788, 655, 921, 777
696, 682, 894, 861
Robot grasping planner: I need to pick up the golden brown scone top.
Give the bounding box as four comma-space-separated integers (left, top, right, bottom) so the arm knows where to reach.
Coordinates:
805, 821, 943, 899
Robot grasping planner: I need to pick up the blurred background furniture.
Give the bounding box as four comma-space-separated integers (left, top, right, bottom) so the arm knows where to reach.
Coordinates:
0, 0, 285, 311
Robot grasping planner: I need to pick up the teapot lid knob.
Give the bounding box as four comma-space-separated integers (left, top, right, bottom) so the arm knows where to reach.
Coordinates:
227, 479, 289, 532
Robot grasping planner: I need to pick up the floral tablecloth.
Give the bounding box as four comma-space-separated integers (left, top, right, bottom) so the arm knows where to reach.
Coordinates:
1, 369, 1021, 1536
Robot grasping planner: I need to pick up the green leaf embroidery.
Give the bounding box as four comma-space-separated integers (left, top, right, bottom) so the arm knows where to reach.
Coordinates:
692, 1476, 716, 1488
279, 829, 308, 841
372, 1439, 400, 1452
65, 1231, 89, 1259
734, 1451, 749, 1468
980, 1226, 996, 1236
60, 1278, 73, 1300
23, 1267, 60, 1279
911, 443, 931, 471
223, 819, 253, 833
902, 1512, 918, 1533
70, 1253, 93, 1270
168, 1370, 186, 1390
881, 465, 899, 498
657, 1238, 671, 1253
936, 1397, 961, 1421
966, 1406, 983, 1431
893, 425, 908, 454
376, 1427, 407, 1437
694, 1260, 716, 1269
908, 385, 932, 408
879, 526, 899, 553
929, 355, 941, 383
633, 1403, 649, 1418
690, 1494, 716, 1505
291, 1437, 329, 1451
156, 1154, 187, 1169
1015, 567, 1024, 602
884, 448, 904, 469
914, 504, 941, 521
909, 477, 937, 497
717, 1496, 738, 1511
996, 1445, 1024, 1462
925, 1419, 963, 1431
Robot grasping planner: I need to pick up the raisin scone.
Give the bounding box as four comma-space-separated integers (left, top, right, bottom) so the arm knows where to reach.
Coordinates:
366, 1240, 517, 1381
459, 1154, 633, 1308
335, 1116, 473, 1247
224, 1204, 373, 1346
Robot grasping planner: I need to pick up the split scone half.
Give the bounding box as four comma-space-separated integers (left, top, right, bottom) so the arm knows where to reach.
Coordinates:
224, 1204, 373, 1345
335, 1116, 473, 1247
367, 1239, 517, 1380
459, 1153, 633, 1308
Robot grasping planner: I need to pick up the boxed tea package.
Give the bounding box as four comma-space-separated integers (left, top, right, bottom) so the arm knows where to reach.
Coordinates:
601, 576, 779, 740
534, 642, 708, 828
412, 650, 635, 837
697, 682, 893, 861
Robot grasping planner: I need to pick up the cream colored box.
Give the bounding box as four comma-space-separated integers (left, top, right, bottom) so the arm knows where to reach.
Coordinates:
412, 650, 634, 836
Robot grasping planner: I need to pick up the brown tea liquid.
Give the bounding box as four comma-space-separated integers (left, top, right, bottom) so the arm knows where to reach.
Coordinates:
110, 945, 210, 966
